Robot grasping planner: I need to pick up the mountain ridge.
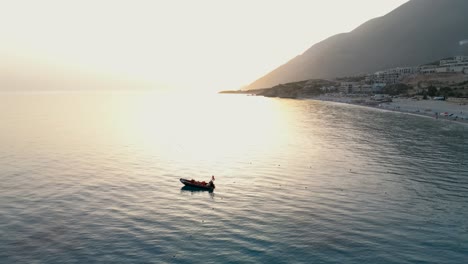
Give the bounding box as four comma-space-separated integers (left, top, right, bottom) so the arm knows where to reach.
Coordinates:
246, 0, 468, 90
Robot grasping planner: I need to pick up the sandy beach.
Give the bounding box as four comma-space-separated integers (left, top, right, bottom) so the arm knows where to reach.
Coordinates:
311, 94, 468, 125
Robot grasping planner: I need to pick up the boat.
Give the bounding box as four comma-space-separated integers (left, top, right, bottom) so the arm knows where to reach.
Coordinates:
180, 178, 215, 190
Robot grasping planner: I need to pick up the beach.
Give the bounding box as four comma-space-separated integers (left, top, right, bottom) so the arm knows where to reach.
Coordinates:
311, 94, 468, 125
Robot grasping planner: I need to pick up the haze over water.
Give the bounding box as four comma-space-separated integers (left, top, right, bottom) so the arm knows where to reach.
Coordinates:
1, 92, 467, 263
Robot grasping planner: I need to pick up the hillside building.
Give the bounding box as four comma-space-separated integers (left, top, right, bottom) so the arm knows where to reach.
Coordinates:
334, 56, 468, 95
339, 82, 374, 94
368, 67, 417, 84
418, 65, 437, 74
339, 82, 358, 93
353, 84, 373, 94
435, 56, 468, 73
320, 86, 337, 92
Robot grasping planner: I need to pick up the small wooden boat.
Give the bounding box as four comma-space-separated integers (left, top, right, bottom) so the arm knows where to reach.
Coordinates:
180, 178, 215, 190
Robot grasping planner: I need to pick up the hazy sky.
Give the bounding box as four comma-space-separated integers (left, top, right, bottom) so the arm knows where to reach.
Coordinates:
1, 0, 409, 92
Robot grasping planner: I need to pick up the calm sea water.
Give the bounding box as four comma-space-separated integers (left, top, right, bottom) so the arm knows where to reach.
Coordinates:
1, 91, 467, 263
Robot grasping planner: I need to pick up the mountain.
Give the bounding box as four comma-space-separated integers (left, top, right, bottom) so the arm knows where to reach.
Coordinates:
246, 0, 468, 90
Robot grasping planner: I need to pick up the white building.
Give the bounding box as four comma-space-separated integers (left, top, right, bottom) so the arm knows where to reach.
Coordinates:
339, 82, 359, 93
368, 67, 417, 84
320, 86, 337, 92
358, 84, 373, 93
418, 65, 437, 74
439, 56, 468, 66
338, 82, 374, 94
350, 84, 373, 94
436, 56, 468, 73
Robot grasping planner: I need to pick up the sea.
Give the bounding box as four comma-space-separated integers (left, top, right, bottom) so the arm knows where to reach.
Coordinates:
1, 91, 467, 263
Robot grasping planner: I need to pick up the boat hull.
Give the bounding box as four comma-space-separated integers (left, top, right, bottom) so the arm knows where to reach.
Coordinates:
180, 178, 215, 190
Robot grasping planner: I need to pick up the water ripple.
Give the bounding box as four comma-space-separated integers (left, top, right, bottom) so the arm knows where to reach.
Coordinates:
1, 93, 467, 263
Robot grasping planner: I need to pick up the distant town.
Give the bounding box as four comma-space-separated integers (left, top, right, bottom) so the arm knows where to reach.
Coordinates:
221, 55, 468, 100
334, 55, 468, 96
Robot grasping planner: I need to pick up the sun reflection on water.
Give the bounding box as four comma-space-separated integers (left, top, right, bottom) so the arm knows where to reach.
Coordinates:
115, 92, 296, 166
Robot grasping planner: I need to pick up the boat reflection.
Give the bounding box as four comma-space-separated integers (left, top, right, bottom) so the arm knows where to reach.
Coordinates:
180, 186, 215, 198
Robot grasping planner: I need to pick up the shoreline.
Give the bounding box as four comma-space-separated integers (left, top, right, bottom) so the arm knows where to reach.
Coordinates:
306, 95, 468, 126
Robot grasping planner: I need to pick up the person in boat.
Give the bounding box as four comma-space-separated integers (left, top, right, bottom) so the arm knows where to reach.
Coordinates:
209, 175, 215, 188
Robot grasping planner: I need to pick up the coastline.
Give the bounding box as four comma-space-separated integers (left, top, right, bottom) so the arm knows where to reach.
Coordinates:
307, 95, 468, 126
